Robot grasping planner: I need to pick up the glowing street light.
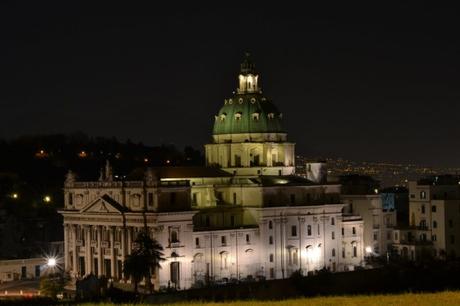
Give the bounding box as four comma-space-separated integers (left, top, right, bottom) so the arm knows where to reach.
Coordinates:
11, 193, 18, 199
44, 196, 52, 203
47, 258, 57, 267
365, 246, 373, 254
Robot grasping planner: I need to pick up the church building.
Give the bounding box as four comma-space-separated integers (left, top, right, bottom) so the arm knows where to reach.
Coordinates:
60, 54, 364, 290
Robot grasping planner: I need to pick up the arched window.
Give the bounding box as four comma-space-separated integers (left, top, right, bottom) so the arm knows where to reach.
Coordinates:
235, 112, 242, 120
220, 251, 228, 269
307, 225, 312, 236
220, 113, 227, 121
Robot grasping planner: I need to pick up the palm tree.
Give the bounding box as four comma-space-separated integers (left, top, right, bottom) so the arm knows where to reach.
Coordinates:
123, 229, 165, 293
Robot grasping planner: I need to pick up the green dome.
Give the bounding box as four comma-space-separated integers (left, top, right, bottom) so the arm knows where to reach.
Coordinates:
213, 93, 284, 135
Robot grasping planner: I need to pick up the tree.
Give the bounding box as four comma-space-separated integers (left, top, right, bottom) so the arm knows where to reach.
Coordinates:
123, 230, 165, 293
39, 272, 68, 299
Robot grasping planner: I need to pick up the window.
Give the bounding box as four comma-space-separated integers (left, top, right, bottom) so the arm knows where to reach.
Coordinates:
68, 193, 73, 206
317, 224, 320, 235
268, 220, 273, 229
234, 112, 242, 120
170, 192, 176, 205
341, 227, 344, 236
432, 235, 437, 241
269, 236, 273, 245
373, 233, 378, 241
252, 112, 260, 121
246, 234, 250, 243
432, 205, 437, 212
421, 205, 425, 214
170, 230, 179, 243
332, 248, 336, 257
269, 254, 274, 262
331, 231, 335, 240
230, 215, 235, 226
331, 218, 335, 226
270, 268, 275, 278
352, 227, 356, 235
420, 191, 426, 199
195, 237, 200, 247
433, 221, 437, 228
233, 193, 237, 205
307, 225, 312, 236
290, 194, 295, 204
234, 155, 241, 167
291, 225, 297, 237
353, 245, 357, 257
410, 194, 415, 199
342, 248, 345, 258
192, 193, 197, 205
148, 192, 154, 206
220, 252, 228, 269
221, 236, 227, 246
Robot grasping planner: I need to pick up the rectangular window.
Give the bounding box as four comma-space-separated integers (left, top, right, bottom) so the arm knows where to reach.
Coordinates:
246, 234, 250, 243
331, 218, 335, 225
235, 155, 241, 167
170, 192, 176, 205
230, 215, 235, 226
331, 231, 335, 240
221, 236, 227, 246
431, 205, 436, 212
432, 235, 437, 241
352, 227, 356, 235
290, 194, 295, 204
421, 205, 425, 214
68, 193, 73, 206
195, 237, 200, 247
373, 233, 378, 241
148, 192, 154, 206
341, 227, 344, 236
317, 223, 320, 235
269, 254, 274, 262
269, 236, 273, 244
192, 193, 197, 205
342, 248, 345, 258
291, 225, 297, 237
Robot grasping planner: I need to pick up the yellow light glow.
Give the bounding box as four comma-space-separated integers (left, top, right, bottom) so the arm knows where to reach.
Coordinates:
166, 159, 171, 164
78, 150, 87, 158
44, 196, 51, 203
12, 193, 18, 199
144, 158, 149, 163
365, 246, 372, 254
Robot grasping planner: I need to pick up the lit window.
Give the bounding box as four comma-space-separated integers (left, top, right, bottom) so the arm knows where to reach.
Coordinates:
220, 113, 227, 121
235, 112, 242, 120
267, 113, 275, 119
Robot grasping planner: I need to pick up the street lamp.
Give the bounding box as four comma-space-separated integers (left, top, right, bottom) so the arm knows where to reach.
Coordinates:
44, 196, 51, 203
47, 258, 57, 267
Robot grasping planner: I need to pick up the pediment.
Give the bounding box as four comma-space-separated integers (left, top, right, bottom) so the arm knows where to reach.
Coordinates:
80, 195, 125, 214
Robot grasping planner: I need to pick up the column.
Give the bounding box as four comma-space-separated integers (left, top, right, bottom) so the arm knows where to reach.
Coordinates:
121, 227, 126, 279
97, 226, 103, 277
109, 226, 116, 278
64, 224, 70, 271
72, 225, 78, 276
127, 227, 132, 255
85, 225, 91, 275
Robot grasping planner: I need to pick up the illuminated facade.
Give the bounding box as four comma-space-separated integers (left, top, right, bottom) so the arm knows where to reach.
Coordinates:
60, 54, 364, 290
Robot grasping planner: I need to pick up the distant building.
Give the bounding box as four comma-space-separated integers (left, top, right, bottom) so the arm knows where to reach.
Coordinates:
59, 54, 365, 290
381, 186, 409, 226
393, 175, 460, 261
340, 175, 396, 257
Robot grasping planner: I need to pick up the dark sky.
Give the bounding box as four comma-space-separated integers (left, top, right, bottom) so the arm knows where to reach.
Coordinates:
1, 2, 460, 167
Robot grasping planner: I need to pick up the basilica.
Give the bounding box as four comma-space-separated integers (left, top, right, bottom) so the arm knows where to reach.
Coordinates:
60, 54, 364, 290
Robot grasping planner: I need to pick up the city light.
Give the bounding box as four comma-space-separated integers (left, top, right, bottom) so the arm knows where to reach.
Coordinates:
47, 257, 56, 267
144, 158, 149, 163
44, 196, 52, 203
12, 193, 18, 199
365, 246, 373, 254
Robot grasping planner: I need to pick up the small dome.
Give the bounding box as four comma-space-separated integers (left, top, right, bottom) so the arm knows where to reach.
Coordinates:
213, 93, 284, 135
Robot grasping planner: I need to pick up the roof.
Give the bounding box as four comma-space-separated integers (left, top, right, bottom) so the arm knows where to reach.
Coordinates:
213, 93, 284, 135
126, 166, 232, 180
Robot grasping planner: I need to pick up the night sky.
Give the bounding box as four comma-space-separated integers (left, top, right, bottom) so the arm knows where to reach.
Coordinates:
1, 2, 460, 167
